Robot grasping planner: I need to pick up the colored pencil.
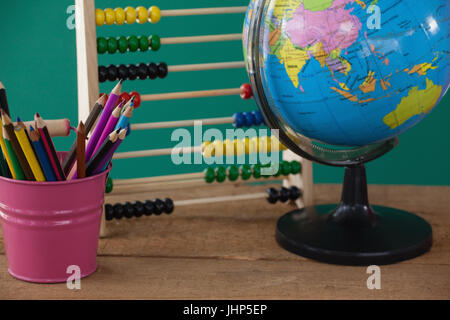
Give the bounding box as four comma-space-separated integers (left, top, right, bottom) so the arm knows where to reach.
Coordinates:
97, 128, 127, 174
2, 126, 25, 180
76, 121, 86, 179
85, 80, 122, 161
35, 113, 65, 180
29, 126, 56, 181
86, 130, 119, 177
62, 94, 106, 175
114, 99, 134, 131
2, 110, 34, 180
14, 120, 45, 182
0, 81, 10, 116
0, 116, 16, 178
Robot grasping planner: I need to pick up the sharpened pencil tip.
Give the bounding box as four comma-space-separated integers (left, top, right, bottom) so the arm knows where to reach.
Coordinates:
35, 112, 41, 118
16, 117, 21, 122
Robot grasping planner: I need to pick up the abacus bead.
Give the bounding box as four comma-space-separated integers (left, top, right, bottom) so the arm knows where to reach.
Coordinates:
149, 6, 161, 23
124, 202, 135, 218
120, 91, 131, 102
153, 199, 164, 215
105, 177, 113, 193
163, 198, 174, 214
128, 35, 139, 52
97, 37, 108, 54
114, 7, 125, 25
133, 201, 144, 217
240, 83, 253, 100
130, 91, 141, 108
279, 187, 290, 203
95, 9, 105, 26
290, 161, 301, 174
125, 7, 136, 24
252, 110, 264, 126
98, 66, 108, 83
147, 62, 158, 79
117, 36, 128, 53
105, 204, 114, 221
289, 186, 302, 200
137, 63, 148, 80
227, 165, 239, 181
107, 38, 118, 54
150, 35, 161, 51
281, 160, 291, 176
157, 62, 168, 78
113, 204, 124, 219
243, 112, 256, 127
233, 112, 244, 128
107, 65, 118, 81
216, 166, 227, 183
266, 188, 279, 204
139, 35, 149, 52
104, 8, 115, 25
127, 64, 138, 80
204, 167, 215, 183
241, 164, 252, 180
136, 6, 148, 24
252, 164, 262, 179
143, 200, 154, 216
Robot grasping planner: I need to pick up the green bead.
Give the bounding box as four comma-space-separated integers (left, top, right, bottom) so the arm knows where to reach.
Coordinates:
281, 161, 291, 176
290, 161, 301, 174
204, 167, 215, 183
128, 35, 139, 52
139, 35, 149, 51
150, 34, 161, 51
117, 36, 128, 53
105, 177, 113, 193
241, 164, 252, 180
97, 37, 108, 54
227, 165, 239, 181
252, 164, 262, 179
216, 166, 227, 183
107, 37, 118, 54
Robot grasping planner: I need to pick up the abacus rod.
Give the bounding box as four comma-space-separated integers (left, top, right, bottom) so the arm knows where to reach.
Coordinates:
160, 6, 248, 17
168, 61, 245, 72
161, 33, 242, 44
174, 192, 268, 207
131, 117, 234, 130
140, 88, 243, 101
112, 146, 203, 159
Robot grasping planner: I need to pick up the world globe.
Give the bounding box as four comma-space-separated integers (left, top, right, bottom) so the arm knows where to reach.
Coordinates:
243, 0, 449, 265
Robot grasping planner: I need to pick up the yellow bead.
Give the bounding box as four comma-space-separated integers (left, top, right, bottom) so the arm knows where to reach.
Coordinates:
125, 7, 136, 24
259, 136, 271, 153
202, 141, 211, 152
149, 6, 161, 23
223, 139, 235, 156
213, 140, 223, 157
136, 6, 148, 24
243, 137, 250, 154
104, 8, 115, 25
234, 139, 245, 156
203, 143, 215, 158
114, 7, 125, 25
250, 137, 259, 154
95, 9, 105, 26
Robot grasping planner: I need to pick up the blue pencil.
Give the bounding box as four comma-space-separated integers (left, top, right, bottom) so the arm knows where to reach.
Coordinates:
29, 126, 56, 181
114, 98, 134, 131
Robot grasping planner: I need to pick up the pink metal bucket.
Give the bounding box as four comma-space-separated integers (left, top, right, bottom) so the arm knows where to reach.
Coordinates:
0, 152, 110, 283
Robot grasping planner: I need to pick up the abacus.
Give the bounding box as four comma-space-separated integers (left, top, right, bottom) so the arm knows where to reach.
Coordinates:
75, 0, 314, 237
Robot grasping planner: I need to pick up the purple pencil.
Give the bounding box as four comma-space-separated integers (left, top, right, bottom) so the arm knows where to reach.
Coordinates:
91, 128, 127, 175
91, 99, 125, 157
85, 80, 122, 161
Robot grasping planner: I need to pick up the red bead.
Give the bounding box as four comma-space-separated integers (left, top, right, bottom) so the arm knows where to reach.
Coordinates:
130, 91, 141, 108
240, 83, 253, 100
100, 93, 108, 101
120, 92, 131, 103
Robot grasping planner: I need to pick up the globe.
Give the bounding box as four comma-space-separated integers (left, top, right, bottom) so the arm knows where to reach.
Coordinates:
243, 0, 449, 265
244, 0, 449, 147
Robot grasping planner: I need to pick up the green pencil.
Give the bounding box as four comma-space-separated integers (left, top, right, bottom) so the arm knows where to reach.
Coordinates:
2, 126, 25, 180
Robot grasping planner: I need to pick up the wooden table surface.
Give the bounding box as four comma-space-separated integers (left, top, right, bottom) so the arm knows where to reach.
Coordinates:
1, 183, 449, 300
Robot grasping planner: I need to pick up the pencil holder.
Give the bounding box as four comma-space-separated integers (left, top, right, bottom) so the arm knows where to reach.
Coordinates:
0, 152, 111, 283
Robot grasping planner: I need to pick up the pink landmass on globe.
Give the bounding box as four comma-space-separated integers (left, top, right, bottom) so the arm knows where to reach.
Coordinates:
286, 1, 362, 53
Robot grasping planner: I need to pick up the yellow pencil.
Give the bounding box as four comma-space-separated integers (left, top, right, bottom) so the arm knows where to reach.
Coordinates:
0, 116, 16, 179
14, 121, 46, 181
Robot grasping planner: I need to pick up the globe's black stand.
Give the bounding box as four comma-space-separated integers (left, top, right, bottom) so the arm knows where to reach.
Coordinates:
276, 165, 432, 265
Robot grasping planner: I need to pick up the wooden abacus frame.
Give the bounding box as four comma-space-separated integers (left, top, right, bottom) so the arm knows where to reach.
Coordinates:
75, 0, 314, 237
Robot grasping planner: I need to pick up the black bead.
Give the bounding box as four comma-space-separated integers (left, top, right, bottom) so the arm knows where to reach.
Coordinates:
163, 198, 174, 214
124, 202, 135, 219
117, 64, 129, 80
157, 62, 168, 78
289, 186, 302, 200
279, 187, 290, 203
147, 62, 158, 79
113, 203, 124, 219
153, 199, 164, 215
137, 63, 148, 80
133, 201, 144, 218
98, 66, 108, 83
127, 64, 138, 80
107, 64, 118, 82
143, 200, 154, 216
266, 188, 279, 204
105, 204, 114, 221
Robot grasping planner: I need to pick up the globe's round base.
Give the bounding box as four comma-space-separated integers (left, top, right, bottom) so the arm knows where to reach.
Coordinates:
276, 204, 432, 266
